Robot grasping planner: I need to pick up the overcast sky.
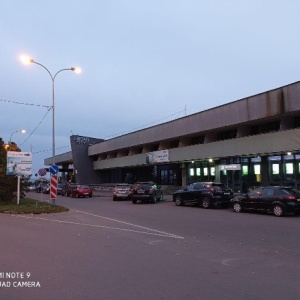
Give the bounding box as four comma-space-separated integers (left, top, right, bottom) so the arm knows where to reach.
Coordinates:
1, 0, 300, 177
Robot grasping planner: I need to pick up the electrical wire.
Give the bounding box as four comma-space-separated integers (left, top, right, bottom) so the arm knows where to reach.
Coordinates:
0, 98, 51, 108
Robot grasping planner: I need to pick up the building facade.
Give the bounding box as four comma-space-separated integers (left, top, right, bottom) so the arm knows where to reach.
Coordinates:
46, 81, 300, 192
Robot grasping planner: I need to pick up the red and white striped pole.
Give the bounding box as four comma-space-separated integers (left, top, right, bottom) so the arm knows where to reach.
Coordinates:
50, 174, 58, 205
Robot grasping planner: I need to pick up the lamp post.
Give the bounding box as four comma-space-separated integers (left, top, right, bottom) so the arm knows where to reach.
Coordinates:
9, 129, 26, 144
20, 55, 81, 204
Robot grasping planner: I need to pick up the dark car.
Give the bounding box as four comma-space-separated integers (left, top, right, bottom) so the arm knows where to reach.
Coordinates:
57, 184, 63, 195
70, 185, 93, 198
231, 186, 300, 217
42, 184, 50, 194
113, 183, 132, 201
173, 182, 234, 208
131, 181, 163, 204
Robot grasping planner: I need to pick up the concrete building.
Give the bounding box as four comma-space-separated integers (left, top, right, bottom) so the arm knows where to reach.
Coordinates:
46, 81, 300, 192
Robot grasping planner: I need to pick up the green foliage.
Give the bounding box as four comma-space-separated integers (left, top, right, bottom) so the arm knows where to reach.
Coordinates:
0, 137, 18, 202
0, 198, 69, 214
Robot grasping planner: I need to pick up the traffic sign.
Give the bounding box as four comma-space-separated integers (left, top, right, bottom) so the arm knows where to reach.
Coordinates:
50, 165, 59, 175
38, 168, 47, 177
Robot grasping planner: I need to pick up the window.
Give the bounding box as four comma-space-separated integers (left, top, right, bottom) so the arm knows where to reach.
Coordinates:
194, 183, 203, 190
218, 129, 237, 140
286, 163, 294, 174
242, 166, 248, 175
254, 164, 261, 175
190, 135, 205, 145
262, 188, 275, 196
272, 164, 280, 175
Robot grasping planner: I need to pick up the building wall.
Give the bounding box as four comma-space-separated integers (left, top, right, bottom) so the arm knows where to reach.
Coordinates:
93, 128, 300, 170
88, 81, 300, 157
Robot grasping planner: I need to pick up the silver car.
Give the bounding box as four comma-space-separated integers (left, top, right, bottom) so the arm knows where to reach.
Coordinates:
113, 183, 132, 201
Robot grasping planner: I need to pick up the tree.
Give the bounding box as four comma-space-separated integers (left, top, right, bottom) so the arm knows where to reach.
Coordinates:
0, 137, 18, 202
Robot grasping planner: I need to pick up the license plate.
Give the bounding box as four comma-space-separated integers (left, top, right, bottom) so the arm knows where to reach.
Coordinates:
224, 192, 230, 195
137, 190, 145, 194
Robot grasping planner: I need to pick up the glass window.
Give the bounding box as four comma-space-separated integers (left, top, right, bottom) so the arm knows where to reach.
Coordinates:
194, 183, 203, 190
242, 165, 248, 175
189, 168, 195, 176
254, 164, 261, 175
196, 168, 201, 176
272, 164, 280, 175
251, 157, 262, 163
262, 188, 275, 196
210, 167, 215, 176
203, 167, 208, 176
286, 163, 294, 174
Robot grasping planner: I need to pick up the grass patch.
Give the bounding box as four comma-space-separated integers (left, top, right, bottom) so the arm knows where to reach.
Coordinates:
0, 198, 69, 214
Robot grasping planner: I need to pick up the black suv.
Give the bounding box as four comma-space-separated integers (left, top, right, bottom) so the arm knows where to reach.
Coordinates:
173, 182, 233, 208
131, 182, 163, 204
231, 186, 300, 217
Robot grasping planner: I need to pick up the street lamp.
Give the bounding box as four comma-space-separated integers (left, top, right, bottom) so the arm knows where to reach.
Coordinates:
20, 55, 81, 204
10, 129, 26, 143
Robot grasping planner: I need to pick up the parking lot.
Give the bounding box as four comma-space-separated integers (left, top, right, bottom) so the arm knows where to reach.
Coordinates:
1, 191, 300, 300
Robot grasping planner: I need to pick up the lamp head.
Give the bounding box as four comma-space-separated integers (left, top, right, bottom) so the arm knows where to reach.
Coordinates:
71, 67, 82, 74
20, 55, 34, 65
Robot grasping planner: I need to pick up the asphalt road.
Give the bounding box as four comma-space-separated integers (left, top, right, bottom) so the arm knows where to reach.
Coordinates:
1, 192, 300, 300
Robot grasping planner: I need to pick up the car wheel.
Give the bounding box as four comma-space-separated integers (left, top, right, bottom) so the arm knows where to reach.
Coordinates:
159, 193, 164, 201
71, 193, 74, 198
132, 198, 137, 204
152, 196, 157, 204
202, 197, 211, 209
233, 202, 242, 213
175, 196, 182, 206
113, 196, 117, 201
273, 205, 284, 217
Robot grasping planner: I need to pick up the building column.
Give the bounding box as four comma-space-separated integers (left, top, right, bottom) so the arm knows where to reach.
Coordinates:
181, 163, 187, 187
261, 156, 269, 186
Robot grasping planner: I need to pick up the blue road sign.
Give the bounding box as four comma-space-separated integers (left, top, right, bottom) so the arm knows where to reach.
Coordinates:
50, 165, 59, 175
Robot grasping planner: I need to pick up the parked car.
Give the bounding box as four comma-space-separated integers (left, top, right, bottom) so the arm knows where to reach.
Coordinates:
231, 186, 300, 217
113, 183, 132, 201
131, 182, 163, 204
28, 185, 36, 192
173, 182, 234, 208
57, 184, 63, 195
70, 185, 93, 198
63, 183, 78, 196
42, 184, 50, 194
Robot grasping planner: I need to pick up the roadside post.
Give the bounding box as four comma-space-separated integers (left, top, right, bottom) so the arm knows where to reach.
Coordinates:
50, 165, 59, 205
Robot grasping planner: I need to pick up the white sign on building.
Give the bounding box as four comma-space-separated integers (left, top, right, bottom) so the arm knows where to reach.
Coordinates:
146, 150, 169, 164
6, 151, 32, 176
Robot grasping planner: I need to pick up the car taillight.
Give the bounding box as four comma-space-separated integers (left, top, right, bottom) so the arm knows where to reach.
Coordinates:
149, 188, 154, 193
284, 195, 297, 200
211, 188, 217, 194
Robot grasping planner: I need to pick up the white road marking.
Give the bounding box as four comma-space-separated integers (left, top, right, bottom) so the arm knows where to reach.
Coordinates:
73, 209, 184, 239
10, 213, 184, 240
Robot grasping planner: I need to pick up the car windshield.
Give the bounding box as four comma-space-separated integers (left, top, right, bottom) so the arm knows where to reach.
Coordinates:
79, 185, 89, 189
135, 183, 151, 189
116, 184, 130, 188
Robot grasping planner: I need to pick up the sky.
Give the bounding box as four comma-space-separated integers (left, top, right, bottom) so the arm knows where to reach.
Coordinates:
1, 0, 300, 177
